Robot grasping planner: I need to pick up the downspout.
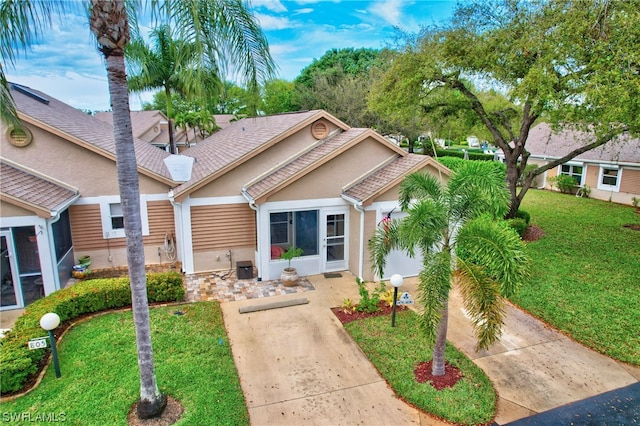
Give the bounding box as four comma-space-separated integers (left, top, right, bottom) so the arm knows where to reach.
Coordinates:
168, 191, 186, 273
354, 203, 365, 281
243, 189, 262, 281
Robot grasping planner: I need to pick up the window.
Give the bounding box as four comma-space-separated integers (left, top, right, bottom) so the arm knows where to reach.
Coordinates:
597, 166, 621, 191
109, 203, 124, 230
100, 196, 149, 239
560, 164, 583, 185
270, 210, 318, 258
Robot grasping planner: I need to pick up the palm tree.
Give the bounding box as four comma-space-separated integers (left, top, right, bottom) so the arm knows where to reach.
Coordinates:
369, 161, 530, 376
2, 0, 274, 419
126, 24, 201, 153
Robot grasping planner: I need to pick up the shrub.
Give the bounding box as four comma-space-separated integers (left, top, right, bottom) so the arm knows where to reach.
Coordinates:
507, 218, 528, 237
0, 272, 184, 395
548, 174, 577, 193
355, 279, 386, 314
515, 209, 531, 225
436, 157, 507, 178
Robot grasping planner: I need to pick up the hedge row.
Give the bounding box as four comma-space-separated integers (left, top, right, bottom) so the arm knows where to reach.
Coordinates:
437, 156, 507, 176
0, 272, 185, 395
435, 148, 495, 161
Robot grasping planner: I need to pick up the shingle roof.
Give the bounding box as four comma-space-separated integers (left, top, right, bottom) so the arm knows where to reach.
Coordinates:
343, 154, 447, 205
527, 123, 640, 164
244, 128, 368, 202
10, 84, 173, 181
0, 161, 79, 217
172, 110, 345, 198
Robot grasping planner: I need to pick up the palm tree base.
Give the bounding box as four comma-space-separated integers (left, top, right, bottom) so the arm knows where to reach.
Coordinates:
136, 393, 168, 419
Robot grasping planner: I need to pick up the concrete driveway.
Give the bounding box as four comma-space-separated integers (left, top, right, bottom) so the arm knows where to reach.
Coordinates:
220, 273, 448, 425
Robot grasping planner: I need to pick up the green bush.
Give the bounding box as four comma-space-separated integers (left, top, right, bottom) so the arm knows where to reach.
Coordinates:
437, 156, 507, 178
515, 209, 531, 224
507, 218, 528, 237
0, 272, 184, 395
548, 174, 577, 193
434, 148, 494, 161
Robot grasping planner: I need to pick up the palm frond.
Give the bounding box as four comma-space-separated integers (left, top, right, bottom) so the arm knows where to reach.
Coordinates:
368, 218, 403, 279
455, 216, 530, 298
417, 251, 453, 342
447, 161, 511, 220
456, 261, 506, 351
398, 172, 443, 210
398, 199, 448, 255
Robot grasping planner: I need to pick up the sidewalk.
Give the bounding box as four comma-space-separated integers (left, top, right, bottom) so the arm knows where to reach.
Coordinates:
401, 276, 640, 424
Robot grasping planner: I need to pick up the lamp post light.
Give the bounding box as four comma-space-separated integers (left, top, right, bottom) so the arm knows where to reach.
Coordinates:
40, 312, 61, 378
390, 274, 403, 327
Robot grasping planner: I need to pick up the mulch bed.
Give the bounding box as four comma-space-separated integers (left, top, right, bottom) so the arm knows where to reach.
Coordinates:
523, 224, 545, 242
331, 301, 407, 325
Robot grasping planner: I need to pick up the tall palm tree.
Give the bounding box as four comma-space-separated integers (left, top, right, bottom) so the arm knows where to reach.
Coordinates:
3, 0, 274, 419
369, 161, 530, 376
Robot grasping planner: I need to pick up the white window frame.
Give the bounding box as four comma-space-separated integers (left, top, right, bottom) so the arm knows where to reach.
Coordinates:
558, 162, 584, 186
597, 165, 621, 192
99, 195, 150, 239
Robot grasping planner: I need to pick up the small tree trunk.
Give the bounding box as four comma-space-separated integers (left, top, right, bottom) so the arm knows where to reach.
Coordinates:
431, 300, 449, 376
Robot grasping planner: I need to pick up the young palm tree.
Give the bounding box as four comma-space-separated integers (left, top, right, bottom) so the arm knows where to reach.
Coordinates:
369, 161, 530, 376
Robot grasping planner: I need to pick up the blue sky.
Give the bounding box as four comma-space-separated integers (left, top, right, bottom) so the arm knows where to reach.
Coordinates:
6, 0, 456, 112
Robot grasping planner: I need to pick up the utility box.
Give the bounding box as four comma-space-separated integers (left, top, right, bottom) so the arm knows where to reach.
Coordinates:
236, 261, 253, 280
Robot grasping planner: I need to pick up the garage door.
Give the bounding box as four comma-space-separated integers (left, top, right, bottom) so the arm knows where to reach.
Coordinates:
381, 210, 423, 280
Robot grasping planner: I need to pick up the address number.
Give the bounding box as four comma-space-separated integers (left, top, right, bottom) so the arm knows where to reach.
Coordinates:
28, 338, 48, 350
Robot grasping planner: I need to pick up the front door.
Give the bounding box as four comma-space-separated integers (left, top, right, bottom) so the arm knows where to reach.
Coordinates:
322, 211, 347, 272
1, 231, 23, 310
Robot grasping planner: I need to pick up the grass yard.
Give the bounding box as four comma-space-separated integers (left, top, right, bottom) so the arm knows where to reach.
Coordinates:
1, 302, 248, 426
345, 310, 496, 425
516, 189, 640, 365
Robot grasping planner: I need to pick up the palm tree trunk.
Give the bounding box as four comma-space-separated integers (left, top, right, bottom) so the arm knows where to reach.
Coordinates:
90, 0, 165, 418
105, 51, 167, 420
431, 300, 449, 376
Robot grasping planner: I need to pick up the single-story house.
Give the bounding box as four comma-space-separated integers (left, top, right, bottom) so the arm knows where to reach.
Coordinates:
499, 123, 639, 205
1, 83, 449, 311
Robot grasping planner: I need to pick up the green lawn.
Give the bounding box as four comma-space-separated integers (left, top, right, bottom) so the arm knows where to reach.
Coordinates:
1, 302, 248, 425
345, 310, 496, 425
516, 189, 640, 365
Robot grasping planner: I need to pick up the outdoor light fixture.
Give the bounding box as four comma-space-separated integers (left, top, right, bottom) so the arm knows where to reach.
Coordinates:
390, 274, 403, 327
40, 312, 61, 378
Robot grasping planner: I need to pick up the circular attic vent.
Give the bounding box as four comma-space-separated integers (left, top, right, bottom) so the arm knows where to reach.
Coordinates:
311, 120, 329, 140
6, 125, 33, 147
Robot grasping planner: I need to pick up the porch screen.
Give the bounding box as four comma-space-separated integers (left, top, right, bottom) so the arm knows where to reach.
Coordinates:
269, 210, 318, 257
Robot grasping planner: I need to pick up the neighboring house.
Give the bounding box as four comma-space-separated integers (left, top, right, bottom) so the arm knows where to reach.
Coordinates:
523, 123, 640, 205
1, 83, 450, 311
95, 110, 191, 152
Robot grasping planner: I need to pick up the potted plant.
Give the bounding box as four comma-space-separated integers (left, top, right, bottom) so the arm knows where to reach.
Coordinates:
280, 246, 303, 287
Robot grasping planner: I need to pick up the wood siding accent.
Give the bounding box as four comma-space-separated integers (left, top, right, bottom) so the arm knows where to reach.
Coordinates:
192, 204, 256, 252
585, 165, 599, 187
145, 201, 175, 245
620, 168, 640, 194
69, 204, 125, 250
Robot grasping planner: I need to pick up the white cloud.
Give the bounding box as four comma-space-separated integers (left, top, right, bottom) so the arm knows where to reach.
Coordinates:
293, 8, 314, 14
368, 0, 407, 27
252, 0, 288, 12
255, 13, 299, 30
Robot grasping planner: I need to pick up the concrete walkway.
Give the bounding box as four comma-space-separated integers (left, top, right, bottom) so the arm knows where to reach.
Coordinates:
220, 273, 447, 425
221, 272, 640, 425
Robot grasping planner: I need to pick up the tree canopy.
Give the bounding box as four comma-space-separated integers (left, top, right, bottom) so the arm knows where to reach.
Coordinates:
370, 0, 640, 217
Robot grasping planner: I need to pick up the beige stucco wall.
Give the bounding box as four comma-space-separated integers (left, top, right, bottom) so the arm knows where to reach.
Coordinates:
360, 210, 379, 282
193, 247, 256, 274
0, 200, 34, 217
2, 122, 169, 196
191, 120, 342, 199
269, 138, 395, 202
